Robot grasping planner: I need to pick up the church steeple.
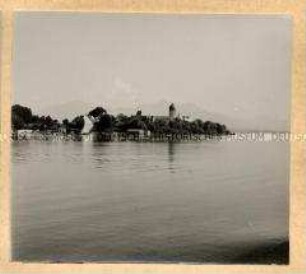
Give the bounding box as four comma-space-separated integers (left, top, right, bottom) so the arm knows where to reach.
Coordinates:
169, 103, 176, 120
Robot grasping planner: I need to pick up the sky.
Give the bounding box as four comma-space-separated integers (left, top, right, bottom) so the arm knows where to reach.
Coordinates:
14, 13, 292, 131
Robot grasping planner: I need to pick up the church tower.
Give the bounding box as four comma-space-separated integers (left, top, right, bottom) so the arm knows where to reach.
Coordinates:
169, 103, 176, 120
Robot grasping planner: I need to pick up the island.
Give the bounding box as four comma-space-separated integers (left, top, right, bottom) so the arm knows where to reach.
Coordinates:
11, 103, 232, 141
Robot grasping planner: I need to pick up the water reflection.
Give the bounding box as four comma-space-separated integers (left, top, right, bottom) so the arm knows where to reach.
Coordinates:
90, 141, 111, 168
168, 141, 176, 163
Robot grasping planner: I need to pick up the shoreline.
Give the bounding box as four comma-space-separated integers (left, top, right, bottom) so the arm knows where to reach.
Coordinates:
11, 131, 232, 142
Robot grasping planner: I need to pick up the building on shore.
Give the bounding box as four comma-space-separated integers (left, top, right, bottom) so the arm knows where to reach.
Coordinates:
151, 103, 190, 122
126, 128, 151, 139
13, 129, 33, 140
81, 115, 94, 135
151, 103, 175, 122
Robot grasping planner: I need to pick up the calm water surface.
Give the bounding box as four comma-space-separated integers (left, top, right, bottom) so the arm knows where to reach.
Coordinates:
12, 137, 289, 263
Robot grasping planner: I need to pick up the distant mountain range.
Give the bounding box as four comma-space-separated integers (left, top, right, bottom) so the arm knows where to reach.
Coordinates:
36, 100, 95, 121
36, 100, 289, 132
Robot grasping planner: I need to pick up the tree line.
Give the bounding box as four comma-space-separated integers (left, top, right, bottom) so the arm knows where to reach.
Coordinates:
11, 104, 85, 134
11, 104, 231, 136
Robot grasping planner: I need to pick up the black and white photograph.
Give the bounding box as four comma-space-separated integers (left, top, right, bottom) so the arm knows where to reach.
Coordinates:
11, 13, 291, 264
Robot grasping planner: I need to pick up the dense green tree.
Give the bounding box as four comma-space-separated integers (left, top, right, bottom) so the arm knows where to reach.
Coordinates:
11, 104, 32, 129
11, 104, 60, 131
115, 113, 130, 131
91, 114, 112, 132
11, 112, 25, 130
12, 104, 33, 124
69, 115, 85, 133
88, 107, 107, 118
62, 119, 69, 126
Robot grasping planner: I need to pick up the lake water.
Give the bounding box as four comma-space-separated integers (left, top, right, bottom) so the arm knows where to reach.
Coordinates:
11, 136, 289, 263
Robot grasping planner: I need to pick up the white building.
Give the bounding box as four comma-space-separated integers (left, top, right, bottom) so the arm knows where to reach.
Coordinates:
81, 115, 94, 135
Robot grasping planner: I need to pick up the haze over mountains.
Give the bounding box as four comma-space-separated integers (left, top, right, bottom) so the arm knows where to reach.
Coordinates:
34, 100, 288, 132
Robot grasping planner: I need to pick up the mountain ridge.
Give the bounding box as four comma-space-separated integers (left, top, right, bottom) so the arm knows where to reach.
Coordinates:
34, 100, 288, 132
